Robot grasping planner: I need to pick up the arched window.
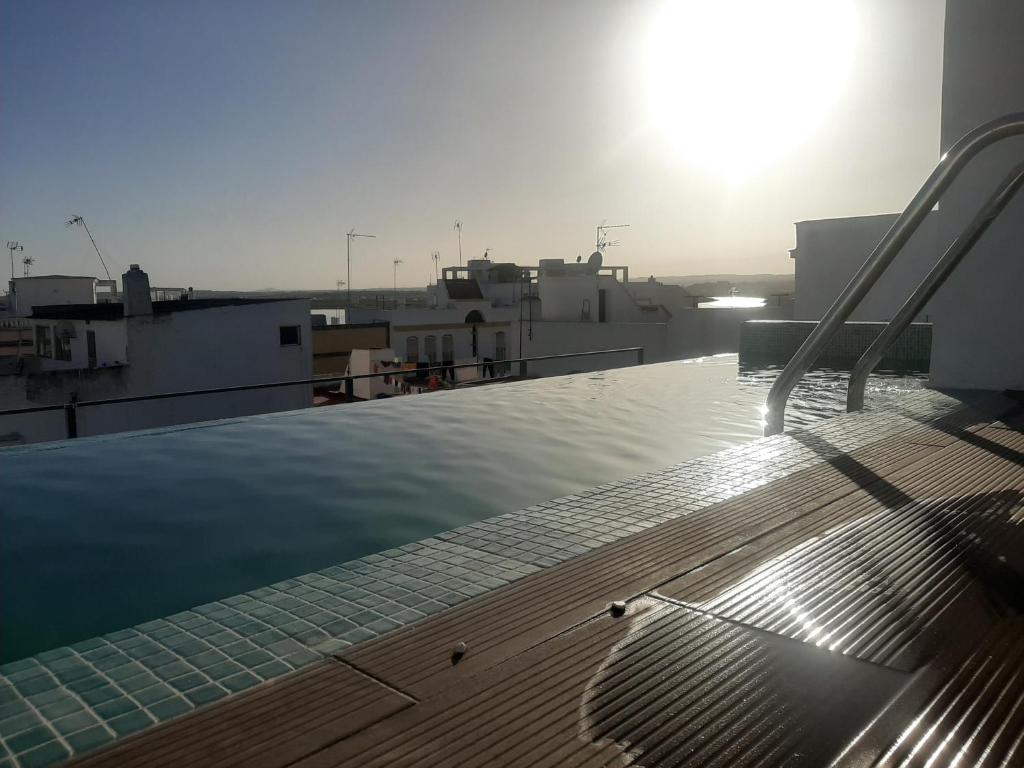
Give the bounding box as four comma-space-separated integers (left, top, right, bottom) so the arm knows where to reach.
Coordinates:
425, 335, 438, 365
406, 335, 419, 363
465, 310, 485, 324
441, 334, 454, 361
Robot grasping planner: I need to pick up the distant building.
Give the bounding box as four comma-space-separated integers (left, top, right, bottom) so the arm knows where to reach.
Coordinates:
0, 265, 312, 445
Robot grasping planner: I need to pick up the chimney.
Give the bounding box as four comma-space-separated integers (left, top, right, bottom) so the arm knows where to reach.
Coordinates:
122, 264, 152, 317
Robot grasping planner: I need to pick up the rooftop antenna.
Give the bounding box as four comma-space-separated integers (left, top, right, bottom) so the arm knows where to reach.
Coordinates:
483, 248, 491, 260
346, 229, 376, 309
6, 241, 23, 280
596, 221, 630, 252
335, 279, 345, 323
392, 258, 403, 306
22, 254, 34, 277
431, 251, 440, 284
65, 215, 112, 280
453, 220, 463, 267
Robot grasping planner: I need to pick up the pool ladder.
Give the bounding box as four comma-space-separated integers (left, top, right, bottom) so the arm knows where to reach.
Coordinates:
764, 112, 1024, 436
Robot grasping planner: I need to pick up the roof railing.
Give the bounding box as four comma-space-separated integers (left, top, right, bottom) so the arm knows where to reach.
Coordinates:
764, 112, 1024, 436
0, 346, 644, 441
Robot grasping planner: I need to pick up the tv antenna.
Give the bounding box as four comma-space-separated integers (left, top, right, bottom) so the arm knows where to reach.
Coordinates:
66, 215, 112, 280
346, 229, 376, 309
6, 241, 23, 280
431, 251, 440, 283
22, 254, 34, 277
596, 221, 630, 252
392, 258, 403, 304
453, 220, 463, 267
335, 279, 345, 323
482, 248, 491, 260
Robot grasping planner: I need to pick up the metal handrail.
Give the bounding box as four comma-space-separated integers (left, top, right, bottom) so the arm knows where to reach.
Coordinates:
0, 346, 644, 439
846, 160, 1024, 411
763, 112, 1024, 436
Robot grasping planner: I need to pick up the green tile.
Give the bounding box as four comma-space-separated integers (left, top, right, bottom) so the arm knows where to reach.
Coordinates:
0, 686, 19, 706
105, 662, 146, 682
187, 650, 227, 669
79, 684, 121, 707
65, 725, 114, 754
167, 672, 207, 693
0, 710, 41, 736
0, 699, 30, 720
107, 709, 153, 738
69, 638, 106, 654
219, 671, 261, 693
11, 674, 58, 697
152, 661, 191, 681
138, 651, 177, 670
203, 661, 244, 681
146, 696, 192, 722
91, 652, 131, 672
34, 648, 72, 664
283, 649, 321, 668
38, 696, 83, 720
7, 724, 55, 754
65, 674, 107, 695
117, 672, 160, 694
93, 696, 138, 720
16, 741, 69, 768
251, 660, 290, 680
131, 684, 174, 707
234, 649, 272, 668
185, 684, 227, 707
0, 659, 40, 676
51, 710, 99, 736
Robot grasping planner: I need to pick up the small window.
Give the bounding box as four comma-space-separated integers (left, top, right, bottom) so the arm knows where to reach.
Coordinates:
54, 332, 72, 362
441, 333, 454, 362
35, 326, 53, 358
424, 335, 438, 364
279, 325, 301, 346
406, 335, 419, 363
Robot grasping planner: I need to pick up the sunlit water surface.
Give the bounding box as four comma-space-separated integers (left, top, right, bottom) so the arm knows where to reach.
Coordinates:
0, 356, 923, 661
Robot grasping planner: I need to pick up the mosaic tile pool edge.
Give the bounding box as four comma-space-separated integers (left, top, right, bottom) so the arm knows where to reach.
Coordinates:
0, 389, 976, 768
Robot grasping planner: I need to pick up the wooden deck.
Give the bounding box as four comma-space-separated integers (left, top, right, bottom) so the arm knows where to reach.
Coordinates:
69, 405, 1024, 767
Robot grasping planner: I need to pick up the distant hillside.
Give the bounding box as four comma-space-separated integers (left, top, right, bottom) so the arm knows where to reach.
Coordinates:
639, 273, 794, 297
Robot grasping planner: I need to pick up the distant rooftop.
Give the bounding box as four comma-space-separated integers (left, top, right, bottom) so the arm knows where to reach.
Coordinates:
11, 274, 97, 281
31, 297, 297, 321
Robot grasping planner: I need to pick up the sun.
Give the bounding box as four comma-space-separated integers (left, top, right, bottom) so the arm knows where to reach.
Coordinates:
643, 0, 858, 177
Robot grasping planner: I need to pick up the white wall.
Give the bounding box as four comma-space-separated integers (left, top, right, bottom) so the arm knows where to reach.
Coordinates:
0, 300, 313, 444
8, 277, 96, 317
521, 321, 666, 376
538, 274, 599, 322
792, 213, 940, 321
927, 0, 1024, 389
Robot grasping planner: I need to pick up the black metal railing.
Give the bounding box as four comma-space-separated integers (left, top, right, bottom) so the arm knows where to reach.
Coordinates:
0, 347, 644, 441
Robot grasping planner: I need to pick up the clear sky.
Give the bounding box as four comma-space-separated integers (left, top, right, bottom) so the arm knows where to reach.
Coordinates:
1, 0, 945, 291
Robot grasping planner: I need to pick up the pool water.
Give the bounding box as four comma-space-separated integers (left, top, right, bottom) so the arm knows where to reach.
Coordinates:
0, 356, 922, 662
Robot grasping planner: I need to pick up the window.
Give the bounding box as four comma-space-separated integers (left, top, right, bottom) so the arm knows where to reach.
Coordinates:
441, 334, 454, 362
54, 331, 72, 362
495, 331, 506, 361
279, 325, 301, 346
405, 335, 419, 362
35, 326, 52, 358
424, 335, 438, 364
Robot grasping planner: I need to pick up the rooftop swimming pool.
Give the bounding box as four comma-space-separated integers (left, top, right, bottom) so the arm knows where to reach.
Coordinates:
1, 355, 923, 662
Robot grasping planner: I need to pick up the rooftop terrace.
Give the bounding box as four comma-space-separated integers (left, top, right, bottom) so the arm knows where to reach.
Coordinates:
0, 381, 1020, 767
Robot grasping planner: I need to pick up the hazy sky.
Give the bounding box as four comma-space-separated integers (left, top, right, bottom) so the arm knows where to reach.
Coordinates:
1, 0, 945, 291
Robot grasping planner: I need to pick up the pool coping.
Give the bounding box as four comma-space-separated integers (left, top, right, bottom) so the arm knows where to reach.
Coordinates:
0, 387, 995, 768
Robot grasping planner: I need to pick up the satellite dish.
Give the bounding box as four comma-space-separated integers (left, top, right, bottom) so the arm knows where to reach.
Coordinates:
587, 251, 603, 272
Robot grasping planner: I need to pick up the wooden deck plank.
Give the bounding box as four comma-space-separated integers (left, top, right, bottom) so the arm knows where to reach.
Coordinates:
68, 660, 414, 768
340, 418, 983, 696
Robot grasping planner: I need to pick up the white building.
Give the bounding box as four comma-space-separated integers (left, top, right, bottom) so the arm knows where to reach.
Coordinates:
0, 265, 312, 445
790, 0, 1023, 391
5, 275, 100, 317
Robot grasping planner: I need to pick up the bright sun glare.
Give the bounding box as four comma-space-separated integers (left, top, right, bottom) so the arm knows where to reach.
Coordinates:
644, 0, 858, 177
